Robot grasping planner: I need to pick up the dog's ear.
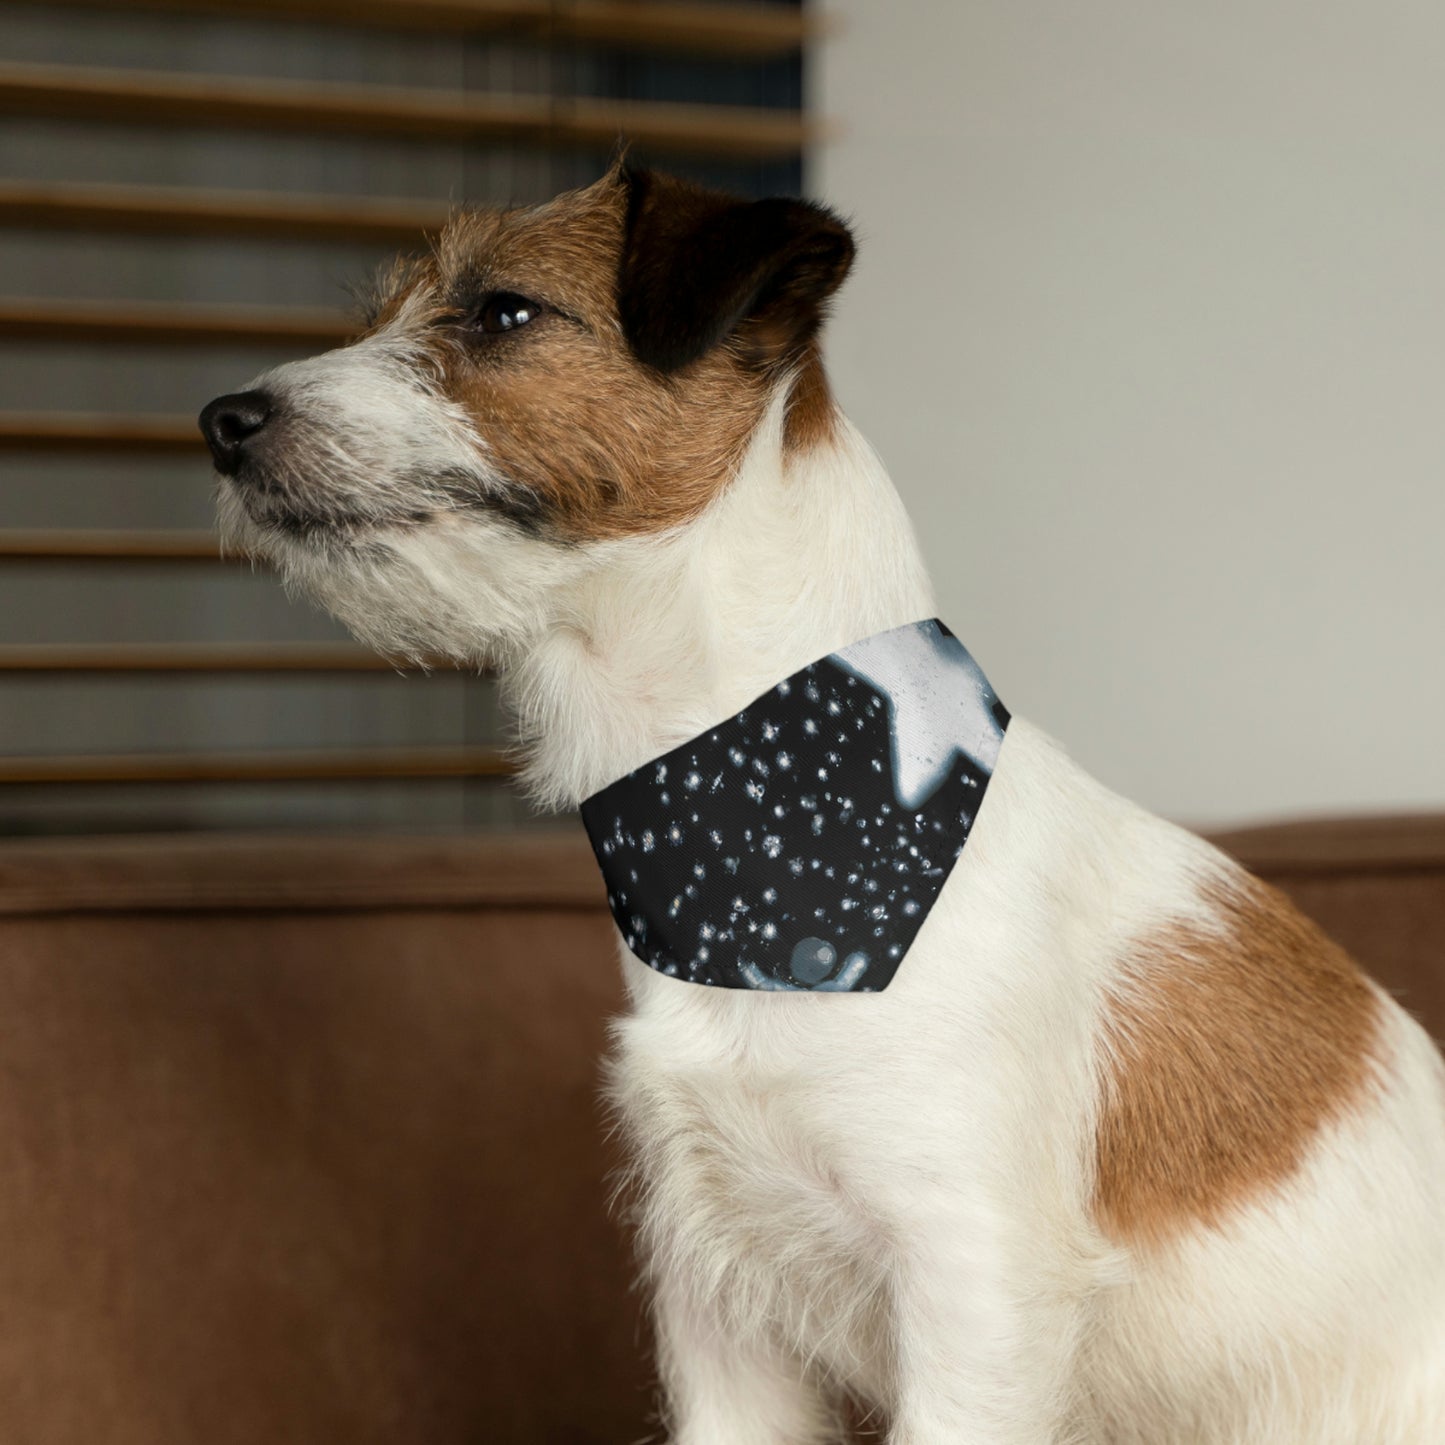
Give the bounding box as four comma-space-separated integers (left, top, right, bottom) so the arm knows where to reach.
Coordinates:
618, 166, 855, 375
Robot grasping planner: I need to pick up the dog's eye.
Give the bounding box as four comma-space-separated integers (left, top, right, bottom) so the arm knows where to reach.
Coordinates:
474, 292, 542, 335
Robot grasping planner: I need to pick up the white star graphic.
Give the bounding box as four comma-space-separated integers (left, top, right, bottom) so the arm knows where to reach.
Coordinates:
832, 620, 1005, 810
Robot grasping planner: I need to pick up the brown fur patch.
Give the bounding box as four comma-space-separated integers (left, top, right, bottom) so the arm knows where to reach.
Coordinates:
1094, 872, 1382, 1247
783, 341, 840, 453
364, 170, 844, 541
437, 179, 767, 539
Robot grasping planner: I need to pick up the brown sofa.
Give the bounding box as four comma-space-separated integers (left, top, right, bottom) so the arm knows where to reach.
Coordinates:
0, 818, 1440, 1443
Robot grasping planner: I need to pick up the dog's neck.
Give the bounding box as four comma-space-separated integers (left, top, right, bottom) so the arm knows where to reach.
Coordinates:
504, 391, 937, 810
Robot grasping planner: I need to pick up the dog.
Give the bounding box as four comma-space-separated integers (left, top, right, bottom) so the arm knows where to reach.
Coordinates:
200, 163, 1445, 1443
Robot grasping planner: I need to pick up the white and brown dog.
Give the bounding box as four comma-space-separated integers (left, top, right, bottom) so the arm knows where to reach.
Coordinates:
200, 165, 1445, 1443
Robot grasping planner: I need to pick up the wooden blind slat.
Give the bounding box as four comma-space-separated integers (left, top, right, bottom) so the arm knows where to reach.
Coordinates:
0, 180, 449, 245
0, 62, 818, 161
0, 298, 353, 348
20, 0, 815, 58
563, 0, 815, 57
0, 643, 420, 672
0, 412, 201, 452
0, 746, 514, 784
0, 530, 227, 561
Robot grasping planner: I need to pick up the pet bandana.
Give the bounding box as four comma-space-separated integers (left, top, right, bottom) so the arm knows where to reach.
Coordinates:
580, 619, 1008, 992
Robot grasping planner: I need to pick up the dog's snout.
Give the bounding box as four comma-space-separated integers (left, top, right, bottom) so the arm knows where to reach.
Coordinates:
199, 390, 273, 475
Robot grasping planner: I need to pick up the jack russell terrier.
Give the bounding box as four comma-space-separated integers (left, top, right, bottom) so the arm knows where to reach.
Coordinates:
200, 164, 1445, 1444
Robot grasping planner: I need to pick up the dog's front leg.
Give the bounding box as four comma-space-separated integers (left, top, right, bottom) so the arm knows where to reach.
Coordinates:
654, 1274, 842, 1445
884, 1221, 1086, 1445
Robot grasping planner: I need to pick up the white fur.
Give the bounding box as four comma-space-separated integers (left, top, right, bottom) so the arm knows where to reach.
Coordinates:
221, 353, 1445, 1442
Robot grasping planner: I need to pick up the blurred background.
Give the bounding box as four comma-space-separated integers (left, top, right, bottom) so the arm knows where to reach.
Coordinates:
819, 1, 1445, 827
0, 4, 1442, 1443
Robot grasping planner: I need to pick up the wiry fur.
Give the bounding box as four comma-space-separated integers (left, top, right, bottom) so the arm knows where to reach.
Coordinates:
206, 171, 1445, 1443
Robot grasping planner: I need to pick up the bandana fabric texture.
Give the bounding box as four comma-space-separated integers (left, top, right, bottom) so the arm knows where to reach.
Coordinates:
580, 620, 1008, 992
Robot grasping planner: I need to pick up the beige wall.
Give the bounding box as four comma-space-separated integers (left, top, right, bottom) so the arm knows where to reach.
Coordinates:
813, 1, 1445, 826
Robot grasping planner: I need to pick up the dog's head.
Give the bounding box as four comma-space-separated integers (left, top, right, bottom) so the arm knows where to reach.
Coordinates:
199, 166, 854, 663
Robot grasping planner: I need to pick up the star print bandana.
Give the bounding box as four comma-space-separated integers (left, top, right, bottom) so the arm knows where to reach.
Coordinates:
579, 620, 1008, 993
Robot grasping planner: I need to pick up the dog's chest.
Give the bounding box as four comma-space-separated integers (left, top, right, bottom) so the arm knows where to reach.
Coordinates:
611, 1003, 892, 1383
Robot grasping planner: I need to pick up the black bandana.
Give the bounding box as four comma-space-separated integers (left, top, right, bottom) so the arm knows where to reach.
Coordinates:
580, 620, 1008, 992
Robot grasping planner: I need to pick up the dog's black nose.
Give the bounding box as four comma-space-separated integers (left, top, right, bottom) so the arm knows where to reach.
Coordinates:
199, 390, 273, 475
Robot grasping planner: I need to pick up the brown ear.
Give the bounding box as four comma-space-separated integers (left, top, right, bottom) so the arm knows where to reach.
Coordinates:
617, 167, 855, 375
